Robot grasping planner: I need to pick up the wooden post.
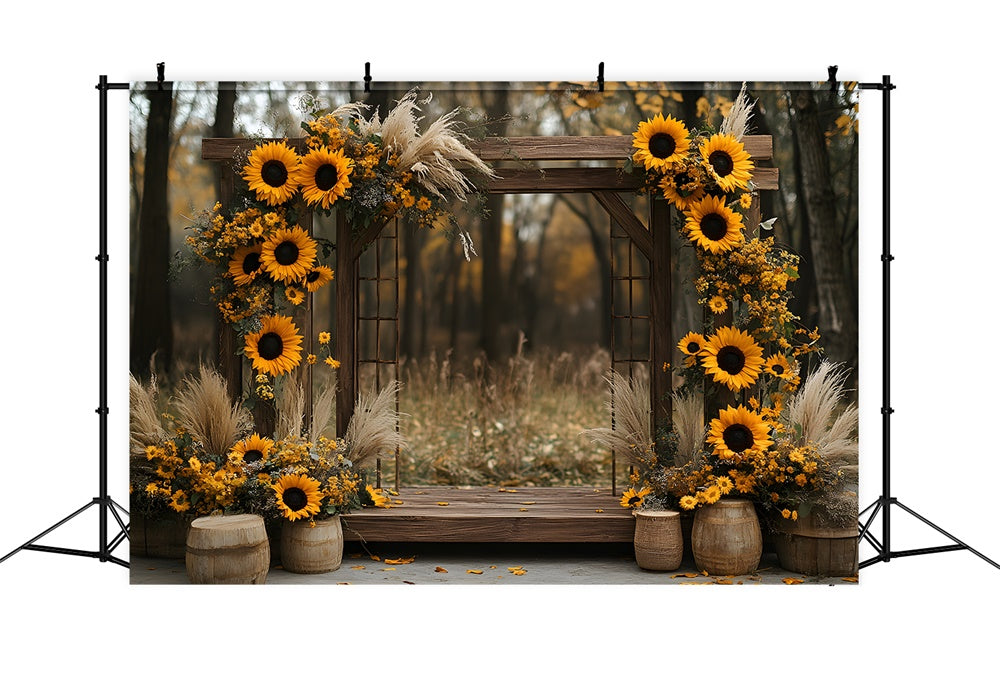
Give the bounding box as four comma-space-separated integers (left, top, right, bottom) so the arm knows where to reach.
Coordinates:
335, 211, 357, 438
649, 196, 672, 436
217, 172, 242, 405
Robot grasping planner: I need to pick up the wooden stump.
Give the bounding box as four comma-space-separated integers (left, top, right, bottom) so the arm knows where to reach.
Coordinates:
691, 499, 762, 576
185, 514, 270, 584
633, 510, 683, 571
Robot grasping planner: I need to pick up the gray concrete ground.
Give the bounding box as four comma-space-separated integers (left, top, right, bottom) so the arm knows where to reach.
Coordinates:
131, 542, 856, 585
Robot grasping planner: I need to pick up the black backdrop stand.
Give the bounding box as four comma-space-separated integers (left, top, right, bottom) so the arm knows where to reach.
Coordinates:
0, 75, 130, 569
857, 75, 999, 571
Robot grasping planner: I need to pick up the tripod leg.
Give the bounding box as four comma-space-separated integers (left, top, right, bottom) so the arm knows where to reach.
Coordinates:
893, 500, 1000, 571
0, 500, 98, 563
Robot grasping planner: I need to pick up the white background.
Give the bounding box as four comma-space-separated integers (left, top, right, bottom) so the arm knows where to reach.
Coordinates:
1, 2, 996, 678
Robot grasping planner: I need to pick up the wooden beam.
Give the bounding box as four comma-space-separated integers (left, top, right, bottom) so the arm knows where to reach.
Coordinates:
471, 134, 772, 161
592, 191, 652, 260
335, 211, 357, 438
351, 215, 392, 255
204, 135, 773, 163
489, 166, 778, 193
649, 197, 673, 431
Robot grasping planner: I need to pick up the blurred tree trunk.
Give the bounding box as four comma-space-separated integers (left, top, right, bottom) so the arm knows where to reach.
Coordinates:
557, 195, 612, 348
131, 84, 174, 380
789, 88, 857, 370
400, 223, 423, 360
479, 89, 508, 362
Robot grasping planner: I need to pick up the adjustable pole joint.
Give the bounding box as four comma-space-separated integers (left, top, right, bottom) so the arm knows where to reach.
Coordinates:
881, 407, 894, 415
96, 255, 109, 262
881, 254, 894, 262
95, 407, 109, 415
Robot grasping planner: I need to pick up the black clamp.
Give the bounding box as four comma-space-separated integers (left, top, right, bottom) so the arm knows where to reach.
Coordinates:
827, 65, 838, 92
364, 62, 372, 93
881, 254, 894, 262
881, 407, 894, 415
156, 62, 165, 91
95, 255, 109, 262
597, 62, 605, 92
96, 407, 109, 415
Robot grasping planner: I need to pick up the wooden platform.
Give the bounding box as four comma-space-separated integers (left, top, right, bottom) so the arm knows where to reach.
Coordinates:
341, 487, 636, 543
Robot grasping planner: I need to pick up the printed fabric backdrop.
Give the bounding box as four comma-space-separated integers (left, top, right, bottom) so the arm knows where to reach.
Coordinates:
129, 81, 859, 585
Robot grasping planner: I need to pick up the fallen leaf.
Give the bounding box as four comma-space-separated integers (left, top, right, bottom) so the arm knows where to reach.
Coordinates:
497, 488, 507, 492
842, 577, 859, 583
385, 557, 415, 565
782, 578, 805, 585
672, 573, 700, 579
701, 570, 709, 577
413, 491, 427, 495
504, 489, 518, 493
714, 578, 733, 585
436, 502, 450, 506
381, 567, 396, 572
489, 565, 497, 569
511, 569, 527, 576
387, 489, 399, 496
680, 582, 710, 585
507, 566, 524, 572
434, 566, 448, 573
348, 553, 363, 559
402, 580, 415, 585
466, 569, 483, 574
593, 489, 602, 493
393, 500, 404, 505
350, 565, 366, 570
337, 582, 351, 585
595, 509, 604, 513
519, 508, 529, 512
370, 555, 381, 562
519, 501, 536, 505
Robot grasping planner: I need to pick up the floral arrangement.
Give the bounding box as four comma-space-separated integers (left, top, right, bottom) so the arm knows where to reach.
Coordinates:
181, 90, 494, 403
592, 83, 857, 522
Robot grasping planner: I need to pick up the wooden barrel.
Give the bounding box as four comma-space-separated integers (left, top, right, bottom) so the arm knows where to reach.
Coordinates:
633, 510, 683, 571
132, 514, 189, 559
280, 516, 343, 574
773, 514, 858, 577
691, 499, 762, 575
185, 514, 270, 584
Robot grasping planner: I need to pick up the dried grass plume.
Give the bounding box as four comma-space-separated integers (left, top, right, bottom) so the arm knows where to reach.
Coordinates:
672, 391, 706, 466
784, 361, 858, 464
172, 365, 252, 456
579, 371, 653, 468
129, 373, 167, 457
720, 82, 755, 142
345, 381, 407, 468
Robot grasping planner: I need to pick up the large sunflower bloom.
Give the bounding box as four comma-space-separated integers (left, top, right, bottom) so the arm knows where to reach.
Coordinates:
231, 433, 275, 465
632, 114, 690, 171
243, 314, 303, 376
619, 486, 652, 509
227, 243, 263, 287
700, 133, 754, 193
272, 473, 324, 521
260, 226, 318, 284
701, 326, 764, 391
707, 405, 773, 460
295, 146, 354, 209
685, 195, 744, 254
304, 265, 334, 293
242, 141, 300, 206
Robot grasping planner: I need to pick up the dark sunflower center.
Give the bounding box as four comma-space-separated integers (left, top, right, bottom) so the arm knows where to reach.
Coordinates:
628, 496, 641, 505
772, 364, 784, 374
282, 487, 308, 511
717, 345, 746, 374
701, 213, 728, 240
709, 150, 735, 177
686, 341, 701, 354
261, 160, 289, 188
306, 270, 321, 283
257, 332, 284, 360
274, 241, 300, 266
243, 449, 263, 463
648, 133, 677, 159
242, 252, 261, 275
314, 164, 339, 192
723, 424, 755, 453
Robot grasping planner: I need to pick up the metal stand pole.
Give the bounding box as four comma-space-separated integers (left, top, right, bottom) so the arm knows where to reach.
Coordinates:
857, 75, 999, 571
0, 75, 130, 569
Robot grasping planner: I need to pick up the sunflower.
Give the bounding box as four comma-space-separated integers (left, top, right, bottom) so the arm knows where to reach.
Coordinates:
708, 296, 728, 314
304, 265, 334, 293
685, 195, 744, 254
677, 331, 707, 357
631, 114, 690, 171
244, 314, 303, 376
764, 353, 792, 378
658, 160, 708, 210
703, 485, 722, 504
295, 146, 354, 209
272, 473, 324, 521
285, 286, 305, 306
242, 141, 300, 206
715, 476, 734, 495
700, 133, 754, 193
366, 484, 392, 509
168, 490, 190, 514
619, 486, 651, 509
228, 244, 264, 287
707, 405, 774, 460
679, 495, 698, 511
260, 226, 318, 284
231, 433, 275, 465
701, 326, 764, 391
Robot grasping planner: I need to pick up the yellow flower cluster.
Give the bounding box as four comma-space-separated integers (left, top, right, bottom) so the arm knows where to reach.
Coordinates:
143, 438, 247, 516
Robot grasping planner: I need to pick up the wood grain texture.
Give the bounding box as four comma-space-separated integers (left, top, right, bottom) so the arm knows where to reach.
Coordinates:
341, 487, 636, 543
592, 190, 652, 259
185, 514, 270, 584
335, 211, 356, 438
691, 499, 762, 576
650, 196, 672, 429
